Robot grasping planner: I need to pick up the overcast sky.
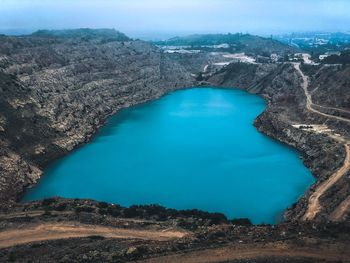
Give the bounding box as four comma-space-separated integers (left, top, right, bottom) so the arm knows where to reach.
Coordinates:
1, 0, 350, 38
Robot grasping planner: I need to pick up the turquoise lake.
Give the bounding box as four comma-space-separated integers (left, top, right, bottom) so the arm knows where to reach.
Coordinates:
23, 87, 314, 224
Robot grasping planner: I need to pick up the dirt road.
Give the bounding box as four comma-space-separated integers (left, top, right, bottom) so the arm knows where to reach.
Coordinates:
294, 63, 350, 221
0, 222, 188, 249
294, 63, 350, 124
303, 144, 350, 220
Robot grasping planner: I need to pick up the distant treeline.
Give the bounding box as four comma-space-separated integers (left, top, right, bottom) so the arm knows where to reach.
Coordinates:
322, 51, 350, 64
31, 28, 130, 42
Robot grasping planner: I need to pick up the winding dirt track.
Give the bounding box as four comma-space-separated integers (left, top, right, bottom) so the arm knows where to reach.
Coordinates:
0, 222, 188, 249
316, 103, 350, 115
303, 144, 350, 220
294, 63, 350, 221
137, 245, 350, 263
294, 63, 350, 124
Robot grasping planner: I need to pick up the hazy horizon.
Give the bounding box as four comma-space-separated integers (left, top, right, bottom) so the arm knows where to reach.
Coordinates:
1, 0, 350, 40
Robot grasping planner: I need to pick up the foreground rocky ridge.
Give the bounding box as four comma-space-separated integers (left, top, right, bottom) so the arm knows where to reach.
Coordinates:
0, 198, 349, 262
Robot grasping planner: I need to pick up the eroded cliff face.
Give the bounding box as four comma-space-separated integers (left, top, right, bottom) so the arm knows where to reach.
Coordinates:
0, 33, 195, 204
301, 64, 350, 110
208, 63, 346, 180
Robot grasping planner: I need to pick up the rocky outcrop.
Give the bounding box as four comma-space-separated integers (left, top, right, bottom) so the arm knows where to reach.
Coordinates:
0, 30, 195, 204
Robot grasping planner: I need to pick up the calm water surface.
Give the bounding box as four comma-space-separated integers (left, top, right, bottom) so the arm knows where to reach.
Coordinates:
23, 87, 314, 224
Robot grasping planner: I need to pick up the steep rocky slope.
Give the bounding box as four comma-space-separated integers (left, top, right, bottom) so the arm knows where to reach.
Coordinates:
0, 29, 194, 204
301, 64, 350, 112
207, 62, 350, 222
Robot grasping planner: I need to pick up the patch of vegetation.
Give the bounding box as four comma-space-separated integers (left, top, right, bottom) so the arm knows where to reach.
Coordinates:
41, 197, 56, 206
97, 201, 109, 208
31, 28, 130, 42
43, 209, 52, 216
7, 252, 16, 262
300, 63, 323, 78
123, 206, 144, 218
106, 205, 122, 217
230, 218, 252, 226
322, 51, 350, 64
53, 203, 67, 211
88, 235, 105, 240
196, 72, 204, 81
74, 205, 95, 213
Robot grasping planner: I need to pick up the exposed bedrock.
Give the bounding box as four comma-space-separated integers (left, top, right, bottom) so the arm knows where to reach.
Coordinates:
0, 32, 195, 204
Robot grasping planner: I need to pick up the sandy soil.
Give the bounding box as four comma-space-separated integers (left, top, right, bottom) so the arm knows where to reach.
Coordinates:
0, 222, 188, 249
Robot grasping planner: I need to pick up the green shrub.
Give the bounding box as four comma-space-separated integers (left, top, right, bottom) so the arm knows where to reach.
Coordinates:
74, 206, 95, 213
97, 201, 109, 208
123, 206, 143, 218
230, 218, 252, 226
88, 235, 105, 240
54, 203, 67, 211
106, 206, 121, 217
42, 198, 56, 206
